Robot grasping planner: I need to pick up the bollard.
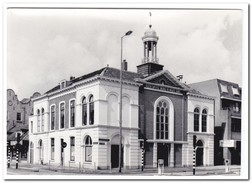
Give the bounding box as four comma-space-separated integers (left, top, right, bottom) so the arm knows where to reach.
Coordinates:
193, 149, 196, 175
141, 145, 144, 171
7, 142, 11, 168
225, 159, 230, 173
16, 148, 19, 169
158, 159, 164, 175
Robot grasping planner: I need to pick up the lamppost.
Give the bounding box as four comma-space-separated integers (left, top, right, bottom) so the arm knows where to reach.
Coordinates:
119, 30, 133, 173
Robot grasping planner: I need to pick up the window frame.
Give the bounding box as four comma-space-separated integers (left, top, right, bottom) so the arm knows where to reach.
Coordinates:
85, 135, 92, 162
51, 138, 55, 160
89, 95, 94, 125
59, 102, 65, 130
50, 104, 56, 131
69, 99, 76, 128
70, 136, 75, 161
201, 109, 207, 132
82, 97, 87, 126
194, 108, 200, 132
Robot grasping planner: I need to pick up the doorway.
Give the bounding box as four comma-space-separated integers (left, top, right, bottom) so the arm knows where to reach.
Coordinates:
157, 143, 169, 166
196, 140, 204, 166
38, 139, 43, 164
111, 145, 123, 168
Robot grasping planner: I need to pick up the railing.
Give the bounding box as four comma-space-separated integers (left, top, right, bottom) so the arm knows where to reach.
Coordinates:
142, 57, 159, 64
222, 107, 241, 117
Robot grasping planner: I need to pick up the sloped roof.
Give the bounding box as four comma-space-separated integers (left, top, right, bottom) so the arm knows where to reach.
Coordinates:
8, 124, 28, 133
45, 67, 143, 95
7, 131, 28, 141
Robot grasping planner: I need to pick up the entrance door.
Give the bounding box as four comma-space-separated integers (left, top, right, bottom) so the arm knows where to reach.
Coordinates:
157, 143, 169, 166
196, 140, 204, 166
111, 145, 124, 168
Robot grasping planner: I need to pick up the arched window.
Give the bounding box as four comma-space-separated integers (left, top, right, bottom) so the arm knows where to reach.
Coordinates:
108, 94, 118, 126
37, 109, 40, 132
50, 105, 55, 130
194, 108, 200, 132
160, 80, 166, 85
82, 97, 87, 126
60, 103, 65, 129
85, 136, 92, 162
89, 95, 94, 125
41, 108, 44, 132
156, 100, 169, 139
70, 100, 75, 128
202, 109, 207, 132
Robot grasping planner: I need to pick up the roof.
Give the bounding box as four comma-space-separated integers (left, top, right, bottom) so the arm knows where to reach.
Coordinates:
7, 131, 29, 141
45, 67, 143, 95
8, 124, 28, 133
21, 98, 30, 104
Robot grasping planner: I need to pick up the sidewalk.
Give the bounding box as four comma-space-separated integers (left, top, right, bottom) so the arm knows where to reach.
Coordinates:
7, 161, 240, 175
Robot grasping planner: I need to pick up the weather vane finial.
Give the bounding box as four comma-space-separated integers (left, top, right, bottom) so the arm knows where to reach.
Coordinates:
149, 11, 152, 28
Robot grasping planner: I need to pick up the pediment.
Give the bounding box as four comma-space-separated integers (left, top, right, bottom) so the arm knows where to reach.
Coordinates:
144, 70, 185, 89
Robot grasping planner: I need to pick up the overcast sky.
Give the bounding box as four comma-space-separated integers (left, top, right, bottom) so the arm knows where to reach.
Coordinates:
7, 8, 242, 100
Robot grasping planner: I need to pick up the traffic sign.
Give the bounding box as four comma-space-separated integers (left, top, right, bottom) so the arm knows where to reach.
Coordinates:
62, 142, 67, 148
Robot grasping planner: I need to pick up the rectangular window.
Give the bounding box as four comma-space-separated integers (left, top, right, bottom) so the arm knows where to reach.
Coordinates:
17, 112, 21, 121
70, 100, 75, 127
194, 114, 199, 132
231, 120, 241, 132
31, 121, 33, 133
70, 137, 75, 161
60, 103, 65, 129
232, 86, 240, 96
220, 83, 228, 93
51, 106, 55, 130
51, 138, 55, 160
85, 146, 92, 162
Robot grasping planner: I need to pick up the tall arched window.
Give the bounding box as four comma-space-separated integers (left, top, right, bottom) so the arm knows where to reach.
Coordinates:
202, 109, 207, 132
85, 136, 92, 162
89, 95, 94, 125
60, 103, 65, 129
194, 108, 200, 132
37, 109, 40, 132
82, 97, 87, 126
70, 100, 75, 128
41, 108, 44, 132
156, 100, 169, 139
50, 105, 55, 130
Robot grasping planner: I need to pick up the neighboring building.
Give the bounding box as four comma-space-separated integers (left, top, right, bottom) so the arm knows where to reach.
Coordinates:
7, 89, 41, 161
28, 24, 215, 169
189, 79, 241, 165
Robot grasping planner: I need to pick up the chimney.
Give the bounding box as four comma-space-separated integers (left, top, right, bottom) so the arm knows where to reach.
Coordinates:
176, 75, 183, 82
70, 76, 75, 81
122, 60, 128, 71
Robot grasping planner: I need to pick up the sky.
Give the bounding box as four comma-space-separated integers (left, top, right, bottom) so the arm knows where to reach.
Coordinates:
7, 8, 243, 100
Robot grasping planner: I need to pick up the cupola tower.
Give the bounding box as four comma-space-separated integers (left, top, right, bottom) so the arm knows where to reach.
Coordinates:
137, 13, 164, 77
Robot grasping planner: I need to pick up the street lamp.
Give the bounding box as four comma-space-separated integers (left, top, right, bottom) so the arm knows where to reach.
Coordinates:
119, 30, 133, 173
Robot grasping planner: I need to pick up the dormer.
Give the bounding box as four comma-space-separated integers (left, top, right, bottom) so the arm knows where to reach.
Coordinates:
60, 79, 67, 89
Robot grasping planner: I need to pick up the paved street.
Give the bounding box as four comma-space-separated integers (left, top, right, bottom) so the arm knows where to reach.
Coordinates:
6, 162, 240, 176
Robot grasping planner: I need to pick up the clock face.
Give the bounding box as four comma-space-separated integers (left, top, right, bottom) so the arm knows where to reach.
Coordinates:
8, 100, 13, 106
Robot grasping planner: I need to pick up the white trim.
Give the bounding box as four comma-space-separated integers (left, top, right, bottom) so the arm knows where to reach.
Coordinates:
59, 101, 66, 130
220, 96, 241, 102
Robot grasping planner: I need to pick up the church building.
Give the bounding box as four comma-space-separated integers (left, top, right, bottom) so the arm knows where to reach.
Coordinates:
28, 23, 215, 169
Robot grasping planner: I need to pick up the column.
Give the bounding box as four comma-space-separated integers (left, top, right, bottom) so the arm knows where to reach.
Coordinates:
155, 43, 157, 61
144, 43, 146, 62
153, 142, 157, 167
151, 41, 154, 62
169, 143, 174, 167
146, 43, 149, 61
